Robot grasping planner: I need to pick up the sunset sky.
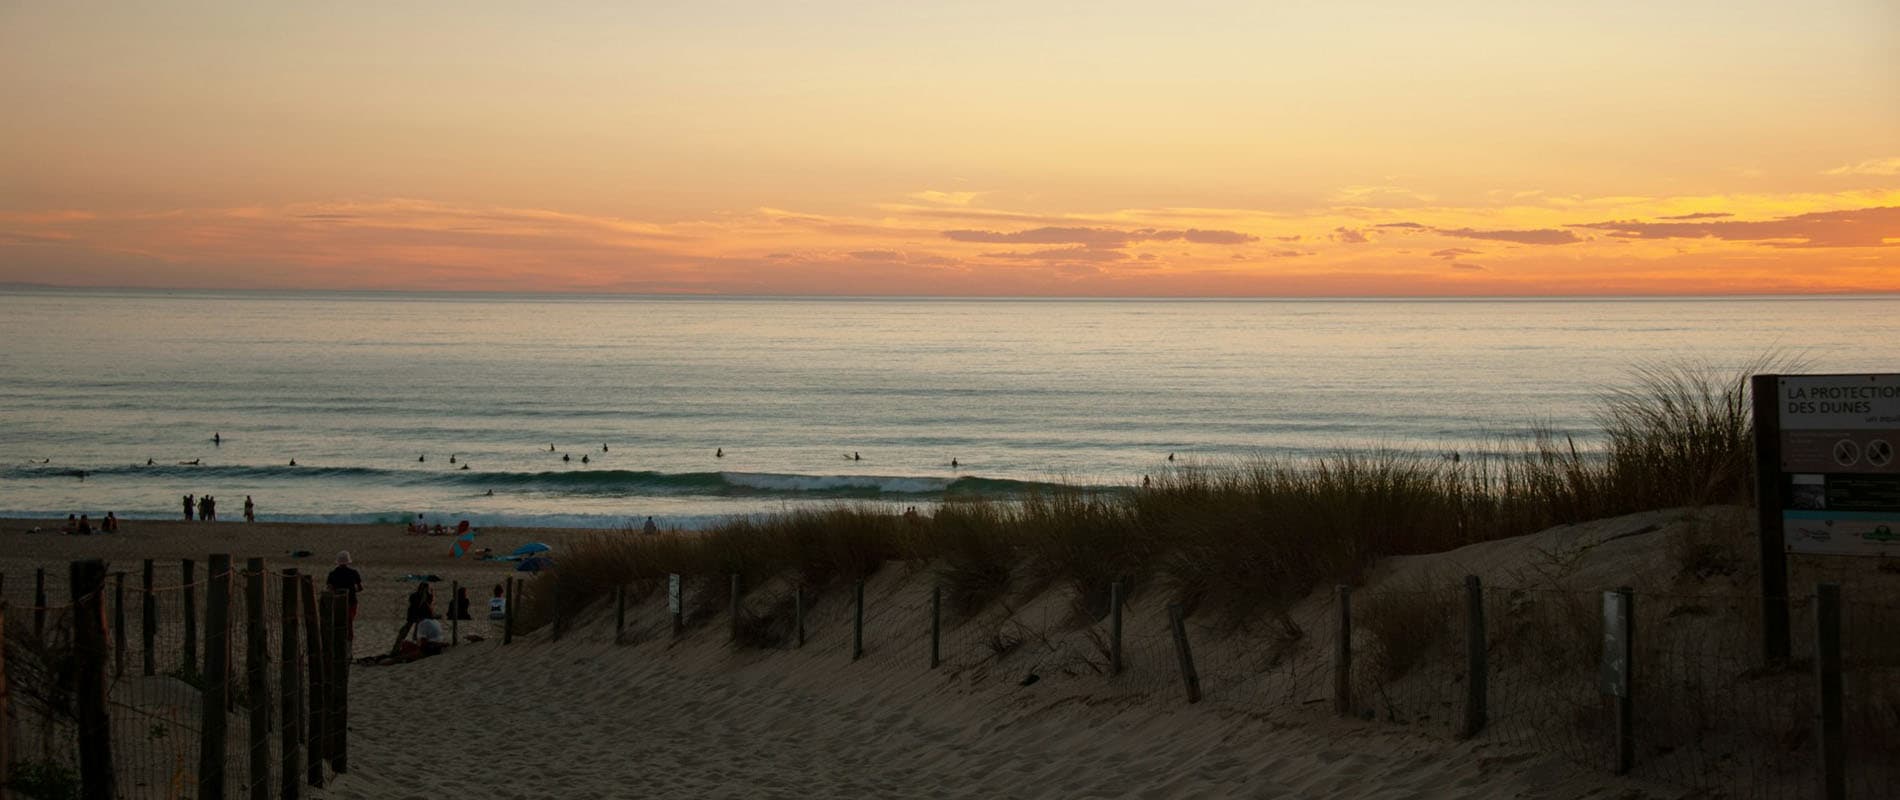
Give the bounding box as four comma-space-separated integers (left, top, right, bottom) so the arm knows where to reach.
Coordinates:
3, 1, 1897, 296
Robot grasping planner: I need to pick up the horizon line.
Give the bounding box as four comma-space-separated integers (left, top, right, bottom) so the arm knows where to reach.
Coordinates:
5, 282, 1900, 303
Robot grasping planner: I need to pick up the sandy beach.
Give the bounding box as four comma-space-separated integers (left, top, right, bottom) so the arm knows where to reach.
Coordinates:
2, 515, 1703, 799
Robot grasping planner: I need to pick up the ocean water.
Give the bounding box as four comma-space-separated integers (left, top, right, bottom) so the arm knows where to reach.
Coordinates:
3, 290, 1898, 529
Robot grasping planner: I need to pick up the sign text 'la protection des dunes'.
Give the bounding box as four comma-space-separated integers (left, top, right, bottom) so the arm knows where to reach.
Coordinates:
1772, 374, 1900, 557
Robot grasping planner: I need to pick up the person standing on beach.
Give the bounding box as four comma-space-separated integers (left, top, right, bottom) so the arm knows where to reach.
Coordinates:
327, 551, 363, 639
183, 494, 194, 521
243, 495, 255, 523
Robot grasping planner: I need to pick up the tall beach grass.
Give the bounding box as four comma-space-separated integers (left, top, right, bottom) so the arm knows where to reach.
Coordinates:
522, 358, 1776, 628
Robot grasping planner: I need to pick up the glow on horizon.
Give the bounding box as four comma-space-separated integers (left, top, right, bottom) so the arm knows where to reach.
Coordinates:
2, 1, 1896, 296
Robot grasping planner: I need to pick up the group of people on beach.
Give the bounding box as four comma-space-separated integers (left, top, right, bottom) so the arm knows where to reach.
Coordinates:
59, 512, 119, 534
183, 493, 255, 522
323, 547, 513, 667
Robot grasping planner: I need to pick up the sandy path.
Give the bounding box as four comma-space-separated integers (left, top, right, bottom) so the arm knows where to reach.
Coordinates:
324, 622, 1676, 800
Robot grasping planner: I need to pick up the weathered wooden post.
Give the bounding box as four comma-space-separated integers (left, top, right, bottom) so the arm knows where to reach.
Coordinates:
670, 574, 683, 638
300, 577, 325, 787
1462, 575, 1487, 739
730, 573, 742, 643
503, 577, 516, 645
1814, 583, 1844, 800
852, 578, 865, 661
793, 586, 804, 648
112, 571, 126, 678
1110, 580, 1124, 676
449, 580, 460, 646
200, 554, 232, 799
72, 559, 117, 800
245, 558, 269, 800
33, 567, 45, 639
280, 569, 301, 800
183, 557, 200, 676
1167, 602, 1201, 704
930, 585, 942, 669
1606, 587, 1635, 776
0, 600, 9, 800
1334, 585, 1352, 717
614, 584, 627, 640
551, 578, 565, 643
142, 559, 156, 676
327, 590, 349, 774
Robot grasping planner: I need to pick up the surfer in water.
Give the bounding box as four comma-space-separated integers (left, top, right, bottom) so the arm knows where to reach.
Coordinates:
213, 432, 221, 445
603, 443, 609, 452
449, 455, 456, 464
581, 454, 590, 464
715, 448, 724, 458
549, 444, 555, 452
484, 489, 494, 496
289, 458, 297, 466
950, 458, 959, 469
562, 453, 570, 462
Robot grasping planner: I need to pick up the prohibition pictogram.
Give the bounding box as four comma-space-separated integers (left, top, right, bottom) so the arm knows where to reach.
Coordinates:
1869, 439, 1894, 468
1834, 439, 1861, 466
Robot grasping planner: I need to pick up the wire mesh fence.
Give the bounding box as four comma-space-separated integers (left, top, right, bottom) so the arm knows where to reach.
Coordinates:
3, 556, 353, 800
430, 563, 1897, 800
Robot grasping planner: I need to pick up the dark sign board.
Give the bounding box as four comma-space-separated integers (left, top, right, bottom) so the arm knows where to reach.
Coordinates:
1765, 374, 1900, 558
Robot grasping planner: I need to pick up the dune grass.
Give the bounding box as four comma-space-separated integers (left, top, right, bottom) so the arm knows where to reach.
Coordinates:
519, 358, 1772, 631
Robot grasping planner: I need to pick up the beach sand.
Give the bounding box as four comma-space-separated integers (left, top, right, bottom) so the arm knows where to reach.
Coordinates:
2, 516, 1691, 799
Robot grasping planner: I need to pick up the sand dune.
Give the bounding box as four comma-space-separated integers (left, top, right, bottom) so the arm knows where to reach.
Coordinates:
3, 516, 1693, 799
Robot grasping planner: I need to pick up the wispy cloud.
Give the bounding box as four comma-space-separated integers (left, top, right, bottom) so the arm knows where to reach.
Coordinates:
1824, 157, 1900, 177
942, 226, 1257, 248
1570, 206, 1900, 248
1434, 227, 1581, 245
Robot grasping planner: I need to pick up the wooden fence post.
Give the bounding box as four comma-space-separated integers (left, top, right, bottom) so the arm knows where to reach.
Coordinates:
670, 574, 683, 638
930, 586, 941, 669
245, 558, 269, 800
1611, 586, 1634, 776
1462, 575, 1487, 739
183, 557, 199, 677
503, 577, 516, 645
614, 584, 626, 641
852, 579, 865, 661
1110, 580, 1124, 676
300, 577, 325, 787
1334, 585, 1352, 717
449, 580, 460, 646
1814, 583, 1844, 800
199, 554, 232, 800
280, 569, 301, 800
551, 578, 565, 643
1167, 602, 1201, 704
730, 573, 742, 643
0, 600, 9, 800
112, 572, 126, 679
142, 559, 156, 676
328, 590, 349, 774
72, 559, 117, 800
33, 567, 45, 639
793, 586, 804, 648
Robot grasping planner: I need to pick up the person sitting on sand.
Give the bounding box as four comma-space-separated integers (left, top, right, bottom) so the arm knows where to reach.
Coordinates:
642, 516, 659, 536
416, 610, 449, 657
102, 511, 118, 533
489, 584, 507, 620
63, 513, 78, 534
448, 587, 473, 621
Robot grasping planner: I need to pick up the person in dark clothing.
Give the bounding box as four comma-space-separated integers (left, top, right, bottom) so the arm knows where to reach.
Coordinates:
406, 583, 436, 626
184, 494, 194, 521
448, 587, 473, 621
326, 551, 363, 639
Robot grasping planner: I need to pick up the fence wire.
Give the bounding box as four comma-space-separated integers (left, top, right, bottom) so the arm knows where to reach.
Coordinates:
4, 558, 349, 800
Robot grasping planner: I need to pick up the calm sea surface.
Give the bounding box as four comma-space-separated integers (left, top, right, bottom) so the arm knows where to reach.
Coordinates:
3, 290, 1897, 528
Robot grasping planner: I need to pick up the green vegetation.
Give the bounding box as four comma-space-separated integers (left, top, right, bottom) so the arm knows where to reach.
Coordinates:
524, 358, 1773, 630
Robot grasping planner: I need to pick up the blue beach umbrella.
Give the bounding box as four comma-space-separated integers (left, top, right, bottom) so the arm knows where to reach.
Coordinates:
510, 542, 551, 556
